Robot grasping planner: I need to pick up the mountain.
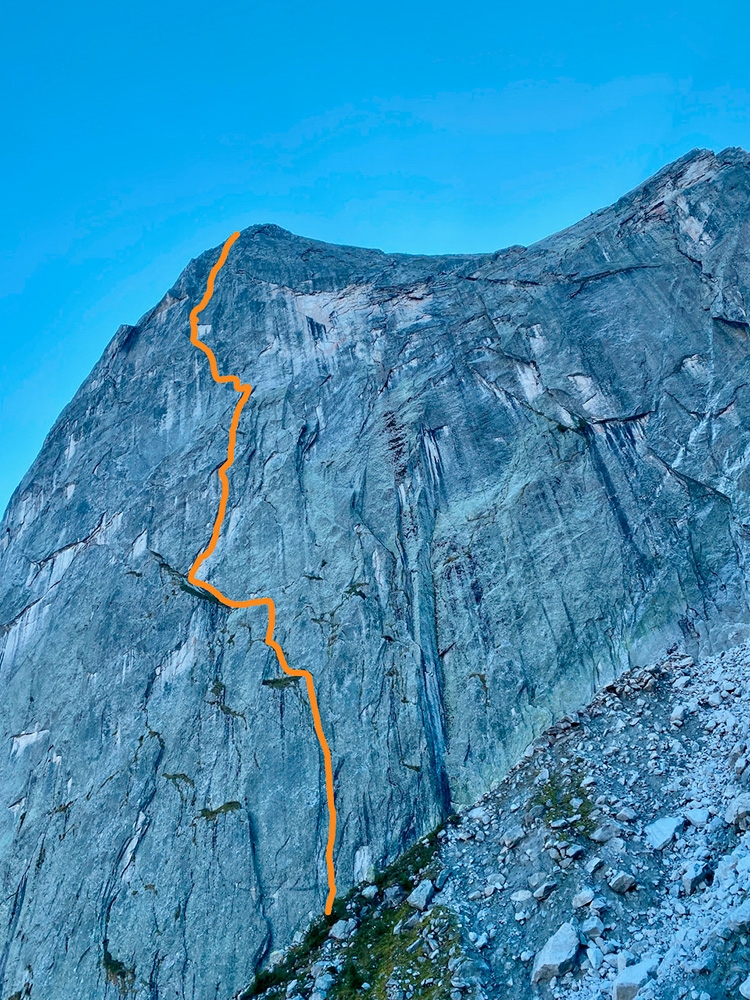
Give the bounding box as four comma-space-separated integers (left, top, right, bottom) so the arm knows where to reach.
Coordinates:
1, 146, 750, 1000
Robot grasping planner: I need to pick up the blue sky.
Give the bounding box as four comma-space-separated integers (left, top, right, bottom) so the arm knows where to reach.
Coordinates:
2, 0, 750, 514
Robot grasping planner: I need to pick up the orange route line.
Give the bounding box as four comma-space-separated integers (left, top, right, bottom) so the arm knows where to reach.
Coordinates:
186, 230, 337, 915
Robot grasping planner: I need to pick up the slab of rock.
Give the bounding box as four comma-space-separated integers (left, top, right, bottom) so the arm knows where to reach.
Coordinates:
682, 860, 711, 895
724, 794, 750, 826
644, 816, 683, 850
531, 922, 580, 983
328, 917, 357, 940
590, 821, 622, 844
616, 806, 639, 823
740, 975, 750, 999
685, 807, 710, 827
572, 888, 595, 908
406, 879, 434, 911
612, 957, 658, 1000
608, 871, 636, 894
503, 824, 525, 848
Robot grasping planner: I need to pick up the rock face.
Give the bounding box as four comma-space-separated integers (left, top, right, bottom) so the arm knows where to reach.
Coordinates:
2, 146, 750, 998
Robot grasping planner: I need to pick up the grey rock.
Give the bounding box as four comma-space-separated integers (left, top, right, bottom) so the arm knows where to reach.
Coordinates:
435, 868, 450, 891
533, 879, 558, 901
581, 914, 605, 940
685, 807, 710, 827
608, 871, 636, 893
612, 956, 658, 1000
329, 918, 357, 941
740, 975, 750, 999
591, 821, 622, 844
314, 972, 335, 993
724, 794, 750, 826
510, 888, 533, 905
406, 879, 434, 911
531, 922, 580, 983
587, 943, 604, 970
644, 816, 683, 849
572, 887, 595, 908
682, 860, 711, 894
720, 899, 750, 935
616, 806, 639, 823
5, 148, 750, 996
503, 824, 525, 848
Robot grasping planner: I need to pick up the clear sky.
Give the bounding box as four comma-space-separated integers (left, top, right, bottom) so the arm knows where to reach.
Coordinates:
2, 0, 750, 514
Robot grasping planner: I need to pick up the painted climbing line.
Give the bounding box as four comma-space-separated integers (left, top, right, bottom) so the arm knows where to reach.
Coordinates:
186, 230, 338, 914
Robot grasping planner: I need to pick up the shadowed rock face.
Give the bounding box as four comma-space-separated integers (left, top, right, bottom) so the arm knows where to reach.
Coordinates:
1, 146, 750, 998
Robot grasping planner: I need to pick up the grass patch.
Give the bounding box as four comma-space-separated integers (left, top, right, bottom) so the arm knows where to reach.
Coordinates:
531, 770, 595, 835
329, 903, 459, 1000
238, 825, 448, 1000
374, 832, 439, 893
239, 901, 348, 998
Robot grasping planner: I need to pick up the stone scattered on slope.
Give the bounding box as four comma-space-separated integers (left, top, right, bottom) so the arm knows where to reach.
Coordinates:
611, 957, 658, 1000
644, 816, 683, 850
530, 922, 580, 983
724, 794, 750, 827
406, 879, 434, 911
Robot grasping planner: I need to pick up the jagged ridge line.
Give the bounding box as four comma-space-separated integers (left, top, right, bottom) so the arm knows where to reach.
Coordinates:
186, 230, 337, 914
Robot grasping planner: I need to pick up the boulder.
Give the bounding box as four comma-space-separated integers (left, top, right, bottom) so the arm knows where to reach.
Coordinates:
406, 879, 434, 911
328, 917, 357, 941
644, 816, 683, 850
616, 806, 639, 823
503, 825, 526, 848
531, 922, 580, 983
581, 914, 605, 940
608, 871, 636, 894
684, 808, 710, 827
611, 957, 658, 1000
590, 822, 622, 844
724, 794, 750, 826
682, 860, 711, 895
572, 888, 595, 908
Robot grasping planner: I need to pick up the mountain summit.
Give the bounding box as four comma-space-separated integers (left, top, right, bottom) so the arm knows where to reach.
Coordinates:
2, 147, 750, 999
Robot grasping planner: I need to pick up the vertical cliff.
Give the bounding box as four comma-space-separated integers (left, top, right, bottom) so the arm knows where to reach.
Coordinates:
1, 147, 750, 998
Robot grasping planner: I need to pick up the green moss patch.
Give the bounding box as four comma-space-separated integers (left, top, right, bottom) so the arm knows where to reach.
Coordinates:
531, 770, 595, 835
330, 903, 459, 1000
